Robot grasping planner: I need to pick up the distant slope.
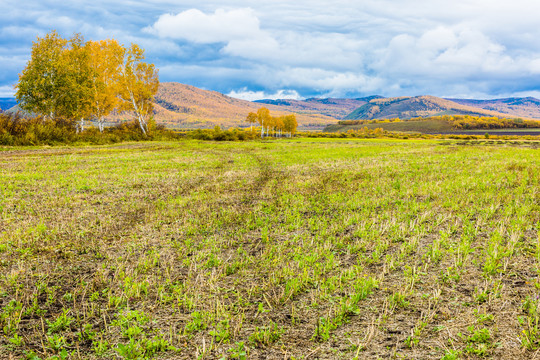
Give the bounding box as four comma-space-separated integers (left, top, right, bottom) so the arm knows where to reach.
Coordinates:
255, 96, 383, 119
0, 98, 17, 112
131, 82, 338, 129
6, 84, 339, 129
11, 83, 540, 130
4, 104, 38, 117
345, 95, 517, 120
447, 97, 540, 119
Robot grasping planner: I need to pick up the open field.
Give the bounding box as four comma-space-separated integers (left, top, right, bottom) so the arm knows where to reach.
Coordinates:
0, 138, 539, 359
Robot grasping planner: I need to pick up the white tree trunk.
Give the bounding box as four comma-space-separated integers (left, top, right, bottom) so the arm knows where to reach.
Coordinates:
129, 90, 147, 135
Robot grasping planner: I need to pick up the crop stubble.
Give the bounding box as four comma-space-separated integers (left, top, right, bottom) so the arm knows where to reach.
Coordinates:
0, 139, 539, 359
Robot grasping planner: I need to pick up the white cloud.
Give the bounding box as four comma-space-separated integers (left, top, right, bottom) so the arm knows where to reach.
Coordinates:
275, 68, 386, 96
3, 0, 540, 99
145, 8, 264, 44
508, 90, 540, 99
528, 59, 540, 75
375, 26, 524, 80
227, 88, 302, 101
147, 8, 366, 71
222, 37, 280, 60
0, 85, 15, 97
36, 15, 78, 30
0, 26, 42, 39
223, 31, 365, 70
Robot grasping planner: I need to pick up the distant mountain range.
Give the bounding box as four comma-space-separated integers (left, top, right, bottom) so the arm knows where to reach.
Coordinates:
255, 96, 383, 119
343, 95, 516, 120
447, 97, 540, 119
3, 83, 540, 128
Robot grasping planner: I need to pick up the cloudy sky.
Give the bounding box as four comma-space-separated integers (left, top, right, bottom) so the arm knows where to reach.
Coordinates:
2, 0, 540, 100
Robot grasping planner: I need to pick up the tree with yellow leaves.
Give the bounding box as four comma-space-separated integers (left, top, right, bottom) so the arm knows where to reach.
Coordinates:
16, 32, 98, 131
61, 33, 95, 132
256, 107, 271, 137
273, 116, 284, 137
249, 108, 298, 138
87, 39, 124, 132
282, 114, 298, 137
15, 31, 69, 119
246, 111, 258, 131
117, 44, 159, 135
16, 31, 159, 135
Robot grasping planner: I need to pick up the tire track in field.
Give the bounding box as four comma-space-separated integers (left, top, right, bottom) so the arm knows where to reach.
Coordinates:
247, 152, 275, 198
189, 147, 278, 200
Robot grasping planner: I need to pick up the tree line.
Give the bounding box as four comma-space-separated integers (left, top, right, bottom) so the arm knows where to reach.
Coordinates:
245, 107, 298, 137
15, 31, 159, 135
338, 115, 540, 130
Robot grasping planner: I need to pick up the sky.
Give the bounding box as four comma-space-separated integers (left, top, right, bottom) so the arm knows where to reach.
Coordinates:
2, 0, 540, 100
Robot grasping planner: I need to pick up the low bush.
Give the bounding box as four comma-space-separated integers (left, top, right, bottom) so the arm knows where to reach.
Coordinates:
0, 113, 179, 145
178, 126, 260, 141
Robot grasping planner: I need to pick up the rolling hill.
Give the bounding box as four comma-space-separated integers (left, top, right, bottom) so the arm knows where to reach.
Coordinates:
6, 83, 338, 129
344, 95, 515, 120
447, 97, 540, 119
6, 82, 540, 130
255, 96, 383, 119
132, 82, 337, 129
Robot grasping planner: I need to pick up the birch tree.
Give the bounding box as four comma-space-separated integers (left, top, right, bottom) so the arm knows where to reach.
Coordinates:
87, 39, 124, 132
282, 114, 298, 137
61, 33, 94, 132
16, 31, 160, 134
256, 107, 271, 138
15, 31, 68, 119
246, 111, 257, 131
273, 116, 284, 137
117, 44, 159, 135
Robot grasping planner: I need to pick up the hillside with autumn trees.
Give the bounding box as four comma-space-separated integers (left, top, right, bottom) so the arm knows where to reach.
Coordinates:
254, 96, 381, 119
122, 82, 337, 129
344, 95, 515, 120
448, 97, 540, 119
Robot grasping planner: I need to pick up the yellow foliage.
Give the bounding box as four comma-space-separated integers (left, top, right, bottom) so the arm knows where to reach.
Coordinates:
15, 30, 159, 135
339, 115, 540, 130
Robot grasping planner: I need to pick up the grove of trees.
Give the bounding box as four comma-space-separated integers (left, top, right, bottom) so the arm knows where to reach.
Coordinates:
15, 31, 159, 135
338, 115, 540, 130
245, 107, 298, 137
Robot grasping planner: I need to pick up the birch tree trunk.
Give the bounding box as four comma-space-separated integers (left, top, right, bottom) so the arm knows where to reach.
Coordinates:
129, 89, 147, 135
